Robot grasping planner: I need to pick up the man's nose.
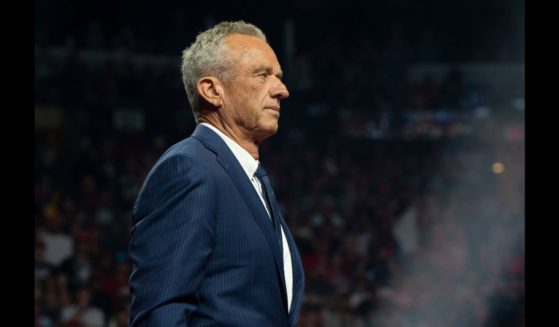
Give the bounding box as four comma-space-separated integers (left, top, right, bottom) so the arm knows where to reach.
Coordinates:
271, 80, 289, 100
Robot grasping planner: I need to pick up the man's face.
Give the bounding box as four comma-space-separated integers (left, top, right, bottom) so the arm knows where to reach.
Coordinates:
220, 34, 289, 142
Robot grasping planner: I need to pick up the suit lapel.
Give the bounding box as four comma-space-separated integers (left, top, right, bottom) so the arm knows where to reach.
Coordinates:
192, 125, 288, 310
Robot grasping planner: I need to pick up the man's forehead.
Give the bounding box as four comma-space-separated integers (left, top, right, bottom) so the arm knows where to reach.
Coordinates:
224, 33, 271, 52
225, 34, 280, 68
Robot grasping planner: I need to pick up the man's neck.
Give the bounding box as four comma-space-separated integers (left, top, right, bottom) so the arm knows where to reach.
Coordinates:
199, 117, 260, 160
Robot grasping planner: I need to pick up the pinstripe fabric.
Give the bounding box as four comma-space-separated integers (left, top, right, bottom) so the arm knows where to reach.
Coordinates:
129, 124, 305, 326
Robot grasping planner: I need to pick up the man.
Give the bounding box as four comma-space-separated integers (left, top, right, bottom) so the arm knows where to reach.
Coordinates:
129, 21, 305, 326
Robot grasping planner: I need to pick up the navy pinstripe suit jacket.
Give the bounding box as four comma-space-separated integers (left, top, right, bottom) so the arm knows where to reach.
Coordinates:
129, 124, 305, 326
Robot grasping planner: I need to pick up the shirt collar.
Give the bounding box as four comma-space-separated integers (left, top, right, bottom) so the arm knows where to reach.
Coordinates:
200, 123, 260, 179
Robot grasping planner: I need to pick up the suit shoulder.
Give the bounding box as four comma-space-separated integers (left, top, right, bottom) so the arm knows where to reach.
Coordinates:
139, 136, 216, 194
133, 136, 217, 220
159, 136, 212, 163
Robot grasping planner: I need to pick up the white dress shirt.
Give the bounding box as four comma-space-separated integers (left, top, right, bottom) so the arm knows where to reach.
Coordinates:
200, 123, 294, 312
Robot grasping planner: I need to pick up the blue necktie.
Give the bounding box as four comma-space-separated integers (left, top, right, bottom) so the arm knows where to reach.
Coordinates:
255, 165, 283, 252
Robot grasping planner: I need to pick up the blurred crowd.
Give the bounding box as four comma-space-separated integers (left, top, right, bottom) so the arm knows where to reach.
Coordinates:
35, 7, 524, 327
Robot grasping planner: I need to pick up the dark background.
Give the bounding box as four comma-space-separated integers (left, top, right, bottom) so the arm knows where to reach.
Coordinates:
35, 1, 524, 326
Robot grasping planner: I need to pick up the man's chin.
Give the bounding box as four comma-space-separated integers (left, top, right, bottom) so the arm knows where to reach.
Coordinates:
256, 122, 279, 141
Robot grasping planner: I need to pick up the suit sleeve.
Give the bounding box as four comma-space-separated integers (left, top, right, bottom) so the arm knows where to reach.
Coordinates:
129, 154, 216, 326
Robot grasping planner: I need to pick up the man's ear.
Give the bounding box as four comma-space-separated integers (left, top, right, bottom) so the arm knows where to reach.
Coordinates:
197, 77, 223, 107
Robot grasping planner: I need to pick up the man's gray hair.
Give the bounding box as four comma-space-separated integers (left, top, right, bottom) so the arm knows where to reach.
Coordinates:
181, 21, 267, 122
